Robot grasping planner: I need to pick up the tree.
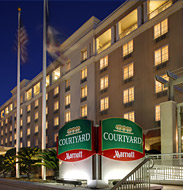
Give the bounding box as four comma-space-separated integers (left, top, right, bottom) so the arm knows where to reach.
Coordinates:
17, 147, 40, 179
36, 149, 59, 178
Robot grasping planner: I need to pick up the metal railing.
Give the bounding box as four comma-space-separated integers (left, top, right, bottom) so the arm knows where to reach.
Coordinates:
149, 0, 172, 20
111, 158, 153, 190
119, 23, 138, 39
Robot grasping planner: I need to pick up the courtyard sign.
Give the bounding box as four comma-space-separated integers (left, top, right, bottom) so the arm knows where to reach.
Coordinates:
98, 118, 145, 161
57, 119, 95, 162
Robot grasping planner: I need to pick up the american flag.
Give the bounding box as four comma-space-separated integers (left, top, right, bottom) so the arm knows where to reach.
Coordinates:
18, 20, 28, 64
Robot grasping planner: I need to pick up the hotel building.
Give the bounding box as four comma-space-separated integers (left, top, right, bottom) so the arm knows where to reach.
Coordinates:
0, 0, 183, 152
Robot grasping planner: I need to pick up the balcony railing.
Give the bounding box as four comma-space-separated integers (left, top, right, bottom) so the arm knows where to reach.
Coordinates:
119, 23, 138, 39
97, 41, 111, 54
149, 0, 172, 20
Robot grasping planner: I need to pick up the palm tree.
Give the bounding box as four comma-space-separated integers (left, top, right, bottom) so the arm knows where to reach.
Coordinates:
17, 147, 40, 179
36, 149, 59, 178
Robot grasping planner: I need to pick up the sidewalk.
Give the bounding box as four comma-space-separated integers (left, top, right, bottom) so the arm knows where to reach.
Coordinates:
162, 185, 183, 190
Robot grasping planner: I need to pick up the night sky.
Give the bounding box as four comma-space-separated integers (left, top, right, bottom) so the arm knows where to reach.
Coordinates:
0, 0, 125, 106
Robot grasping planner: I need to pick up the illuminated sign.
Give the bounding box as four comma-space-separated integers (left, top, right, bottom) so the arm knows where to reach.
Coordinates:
57, 119, 95, 162
99, 118, 145, 161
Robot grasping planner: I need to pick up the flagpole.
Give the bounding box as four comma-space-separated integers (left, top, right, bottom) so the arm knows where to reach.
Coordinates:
16, 7, 21, 179
42, 0, 47, 180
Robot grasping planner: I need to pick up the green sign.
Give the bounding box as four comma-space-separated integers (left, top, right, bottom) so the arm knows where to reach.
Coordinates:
57, 119, 94, 162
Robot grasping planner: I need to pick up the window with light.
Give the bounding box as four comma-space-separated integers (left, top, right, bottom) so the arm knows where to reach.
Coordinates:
81, 49, 87, 61
9, 104, 13, 112
65, 111, 71, 122
46, 75, 50, 87
34, 83, 40, 96
154, 45, 168, 66
1, 110, 4, 119
123, 40, 133, 57
20, 119, 23, 127
66, 60, 71, 72
124, 111, 135, 122
65, 79, 70, 88
155, 74, 169, 93
46, 107, 48, 115
81, 67, 87, 80
81, 86, 87, 98
27, 104, 31, 112
81, 105, 87, 117
35, 125, 38, 133
155, 105, 160, 121
27, 140, 30, 147
123, 63, 134, 80
27, 128, 30, 136
65, 94, 71, 106
123, 87, 134, 104
27, 115, 31, 124
54, 133, 58, 142
100, 56, 108, 70
5, 107, 9, 115
26, 89, 32, 101
52, 67, 61, 83
100, 76, 108, 90
54, 86, 59, 96
154, 19, 168, 39
100, 97, 109, 111
35, 111, 38, 120
54, 101, 59, 111
54, 117, 59, 126
46, 121, 48, 129
35, 99, 39, 108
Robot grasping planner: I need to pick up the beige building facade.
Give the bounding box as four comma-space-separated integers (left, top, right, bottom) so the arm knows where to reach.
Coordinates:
0, 0, 183, 152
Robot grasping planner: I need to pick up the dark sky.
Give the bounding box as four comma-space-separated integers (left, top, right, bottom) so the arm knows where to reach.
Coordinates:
0, 0, 125, 106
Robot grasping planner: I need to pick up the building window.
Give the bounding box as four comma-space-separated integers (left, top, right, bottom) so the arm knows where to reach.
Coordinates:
27, 140, 30, 147
35, 99, 39, 108
123, 40, 133, 57
155, 105, 160, 121
54, 101, 59, 111
96, 29, 111, 53
54, 117, 59, 126
10, 125, 12, 132
46, 75, 50, 87
81, 67, 87, 80
10, 136, 12, 142
1, 121, 3, 126
52, 67, 61, 83
35, 111, 38, 120
154, 45, 168, 66
27, 115, 31, 124
20, 130, 23, 138
123, 87, 134, 104
1, 110, 4, 119
34, 124, 38, 133
27, 104, 31, 112
27, 128, 30, 136
81, 49, 87, 61
34, 83, 40, 96
20, 95, 23, 104
5, 137, 7, 144
100, 97, 109, 111
81, 86, 87, 98
54, 133, 58, 142
65, 79, 70, 89
9, 104, 13, 112
20, 119, 23, 127
154, 19, 168, 39
46, 93, 48, 100
81, 105, 87, 117
5, 107, 9, 115
65, 111, 71, 122
46, 107, 48, 115
100, 56, 108, 70
26, 89, 32, 101
155, 74, 169, 93
1, 130, 3, 136
54, 86, 59, 96
46, 121, 48, 129
123, 62, 134, 80
20, 108, 23, 115
100, 76, 108, 90
66, 60, 71, 72
124, 111, 135, 122
5, 119, 8, 124
65, 94, 71, 106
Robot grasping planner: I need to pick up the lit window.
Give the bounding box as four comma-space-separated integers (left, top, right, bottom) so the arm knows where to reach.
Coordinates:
35, 138, 38, 146
5, 107, 9, 115
81, 105, 87, 117
46, 75, 50, 87
155, 74, 169, 93
81, 67, 87, 80
123, 87, 134, 104
20, 142, 23, 148
27, 104, 31, 112
10, 125, 12, 131
154, 45, 168, 66
154, 19, 168, 39
54, 117, 59, 126
66, 60, 71, 72
5, 138, 7, 144
65, 111, 71, 122
81, 86, 87, 98
65, 79, 70, 89
54, 86, 59, 96
1, 130, 3, 136
100, 56, 108, 70
100, 76, 108, 90
35, 99, 39, 107
123, 40, 133, 57
27, 140, 30, 147
123, 63, 134, 80
46, 121, 48, 129
1, 110, 4, 119
155, 105, 160, 121
27, 128, 30, 135
9, 104, 13, 112
14, 123, 17, 129
54, 101, 59, 111
10, 136, 12, 142
81, 49, 87, 61
46, 93, 48, 100
34, 83, 40, 96
100, 97, 109, 111
65, 94, 71, 106
5, 119, 8, 124
20, 119, 23, 127
124, 111, 135, 122
54, 133, 58, 142
26, 89, 32, 101
35, 111, 38, 120
27, 115, 31, 124
20, 130, 23, 138
52, 67, 61, 83
1, 139, 3, 145
1, 121, 3, 126
46, 107, 48, 115
20, 108, 23, 115
20, 95, 23, 104
96, 29, 111, 53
